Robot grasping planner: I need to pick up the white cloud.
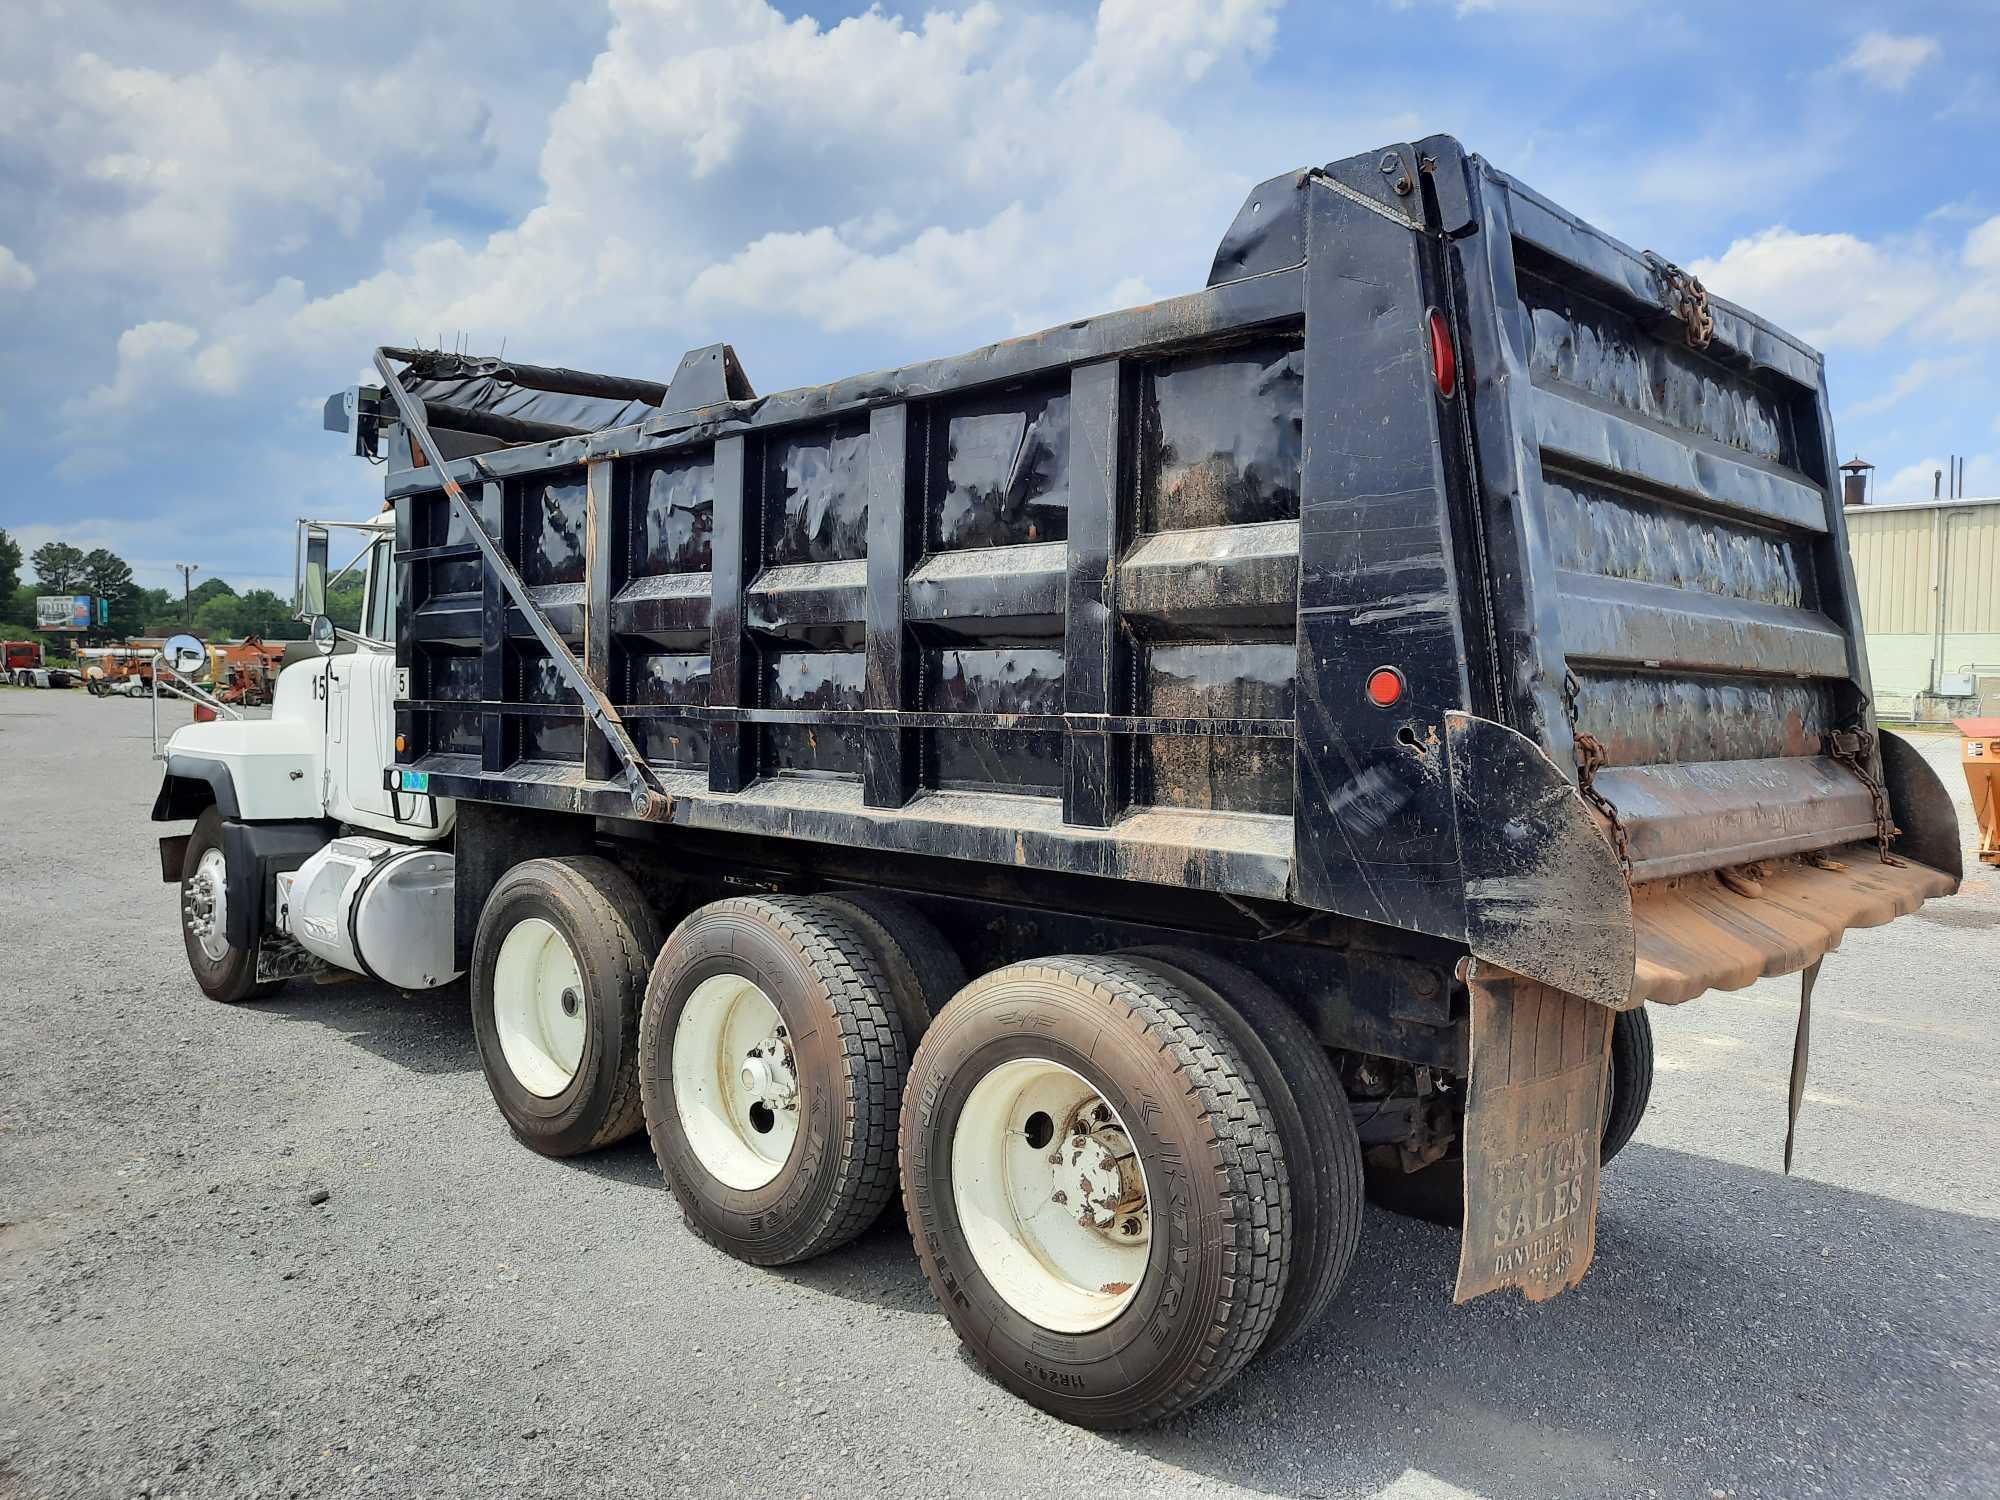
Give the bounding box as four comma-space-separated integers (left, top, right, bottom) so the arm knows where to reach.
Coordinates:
51, 0, 1314, 436
1695, 211, 2000, 358
1878, 454, 2000, 503
1079, 0, 1280, 91
1690, 227, 1938, 348
1933, 215, 2000, 344
51, 52, 411, 271
66, 321, 199, 419
0, 246, 33, 291
690, 205, 1038, 333
1844, 353, 1980, 419
1390, 0, 1632, 13
1839, 32, 1939, 93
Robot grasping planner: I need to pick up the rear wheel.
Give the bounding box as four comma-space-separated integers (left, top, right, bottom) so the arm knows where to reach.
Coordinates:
180, 806, 281, 1004
1366, 1005, 1656, 1226
469, 856, 663, 1157
812, 889, 965, 1046
1120, 947, 1362, 1357
641, 897, 909, 1265
1599, 1005, 1654, 1165
901, 955, 1289, 1428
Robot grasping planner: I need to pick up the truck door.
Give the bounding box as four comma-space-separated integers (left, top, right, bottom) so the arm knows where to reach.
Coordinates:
325, 538, 401, 828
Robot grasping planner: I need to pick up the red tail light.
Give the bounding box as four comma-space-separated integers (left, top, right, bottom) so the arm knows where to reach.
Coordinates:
1428, 307, 1457, 398
1365, 666, 1406, 709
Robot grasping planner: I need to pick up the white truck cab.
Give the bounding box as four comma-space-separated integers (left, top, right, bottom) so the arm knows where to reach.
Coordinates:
153, 513, 460, 1002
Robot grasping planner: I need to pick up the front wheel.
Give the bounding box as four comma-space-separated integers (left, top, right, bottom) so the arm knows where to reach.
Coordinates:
180, 806, 281, 1004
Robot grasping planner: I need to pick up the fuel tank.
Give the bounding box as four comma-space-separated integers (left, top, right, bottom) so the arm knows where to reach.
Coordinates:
276, 836, 458, 990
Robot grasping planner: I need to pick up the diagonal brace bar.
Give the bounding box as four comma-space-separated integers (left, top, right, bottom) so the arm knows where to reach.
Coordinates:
373, 348, 672, 822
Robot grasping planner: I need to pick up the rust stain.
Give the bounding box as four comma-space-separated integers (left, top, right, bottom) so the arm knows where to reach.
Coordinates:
1631, 841, 1956, 1004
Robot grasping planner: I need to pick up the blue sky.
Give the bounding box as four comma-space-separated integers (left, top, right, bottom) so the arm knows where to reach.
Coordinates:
1, 0, 1995, 592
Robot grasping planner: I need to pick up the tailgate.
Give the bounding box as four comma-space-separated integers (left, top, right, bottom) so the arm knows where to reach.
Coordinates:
1483, 171, 1889, 883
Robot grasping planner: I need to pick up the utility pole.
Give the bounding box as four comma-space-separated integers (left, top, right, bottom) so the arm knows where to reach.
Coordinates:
175, 562, 200, 624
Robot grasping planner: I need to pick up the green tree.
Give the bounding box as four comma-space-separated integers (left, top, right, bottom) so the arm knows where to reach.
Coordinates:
188, 576, 235, 607
0, 528, 20, 604
192, 592, 249, 639
233, 588, 295, 638
78, 548, 132, 599
70, 548, 147, 640
29, 542, 85, 592
135, 587, 180, 633
324, 575, 366, 634
194, 587, 300, 640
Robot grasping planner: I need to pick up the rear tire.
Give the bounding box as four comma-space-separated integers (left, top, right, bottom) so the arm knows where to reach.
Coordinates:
901, 955, 1290, 1428
180, 806, 281, 1004
1599, 1005, 1654, 1165
813, 889, 966, 1046
1120, 947, 1362, 1358
641, 897, 909, 1265
1365, 1005, 1655, 1227
469, 856, 663, 1158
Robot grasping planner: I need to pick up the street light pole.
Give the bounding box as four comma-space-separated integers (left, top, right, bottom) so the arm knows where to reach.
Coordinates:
175, 562, 200, 624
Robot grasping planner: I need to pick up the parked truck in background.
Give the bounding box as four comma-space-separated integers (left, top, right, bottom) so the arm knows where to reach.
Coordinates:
147, 136, 1962, 1429
4, 639, 72, 688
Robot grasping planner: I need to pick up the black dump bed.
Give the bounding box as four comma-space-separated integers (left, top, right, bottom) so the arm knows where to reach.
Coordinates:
354, 135, 1959, 1008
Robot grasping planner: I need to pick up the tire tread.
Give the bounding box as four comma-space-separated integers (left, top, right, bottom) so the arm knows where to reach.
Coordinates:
647, 896, 909, 1264
905, 953, 1291, 1426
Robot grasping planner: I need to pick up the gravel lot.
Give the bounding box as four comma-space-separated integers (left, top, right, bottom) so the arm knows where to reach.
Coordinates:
2, 685, 1995, 1500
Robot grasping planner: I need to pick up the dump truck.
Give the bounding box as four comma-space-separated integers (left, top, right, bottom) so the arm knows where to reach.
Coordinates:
149, 136, 1961, 1429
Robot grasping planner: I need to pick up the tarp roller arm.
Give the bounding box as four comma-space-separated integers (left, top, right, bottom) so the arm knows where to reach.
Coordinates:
372, 347, 673, 822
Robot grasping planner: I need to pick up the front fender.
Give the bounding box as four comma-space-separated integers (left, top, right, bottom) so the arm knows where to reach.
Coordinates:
154, 718, 324, 822
153, 755, 240, 820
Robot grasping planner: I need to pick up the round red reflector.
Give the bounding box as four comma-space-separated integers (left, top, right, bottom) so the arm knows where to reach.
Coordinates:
1428, 307, 1457, 398
1366, 666, 1405, 708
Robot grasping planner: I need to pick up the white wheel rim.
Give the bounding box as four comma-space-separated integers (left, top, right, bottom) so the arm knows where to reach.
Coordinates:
183, 847, 230, 963
951, 1057, 1151, 1334
672, 975, 800, 1191
492, 918, 588, 1098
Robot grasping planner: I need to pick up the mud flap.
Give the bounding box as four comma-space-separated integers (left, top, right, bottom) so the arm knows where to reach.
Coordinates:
1454, 968, 1614, 1304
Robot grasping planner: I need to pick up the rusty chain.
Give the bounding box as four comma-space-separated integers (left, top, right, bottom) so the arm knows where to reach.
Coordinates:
1825, 720, 1903, 865
1562, 669, 1634, 880
1644, 252, 1715, 352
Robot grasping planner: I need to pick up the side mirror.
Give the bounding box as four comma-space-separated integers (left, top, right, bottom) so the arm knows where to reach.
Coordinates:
162, 633, 206, 677
311, 615, 337, 656
299, 525, 329, 620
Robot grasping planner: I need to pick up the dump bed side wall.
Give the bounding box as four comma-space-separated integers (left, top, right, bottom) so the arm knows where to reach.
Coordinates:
389, 270, 1325, 905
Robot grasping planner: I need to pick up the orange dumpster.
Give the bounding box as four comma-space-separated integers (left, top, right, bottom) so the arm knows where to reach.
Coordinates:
1957, 717, 2000, 866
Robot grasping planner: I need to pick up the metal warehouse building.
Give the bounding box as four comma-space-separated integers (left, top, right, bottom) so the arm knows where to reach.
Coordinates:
1844, 494, 2000, 720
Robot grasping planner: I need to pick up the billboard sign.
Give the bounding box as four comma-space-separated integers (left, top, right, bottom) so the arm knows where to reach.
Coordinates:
35, 595, 95, 631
